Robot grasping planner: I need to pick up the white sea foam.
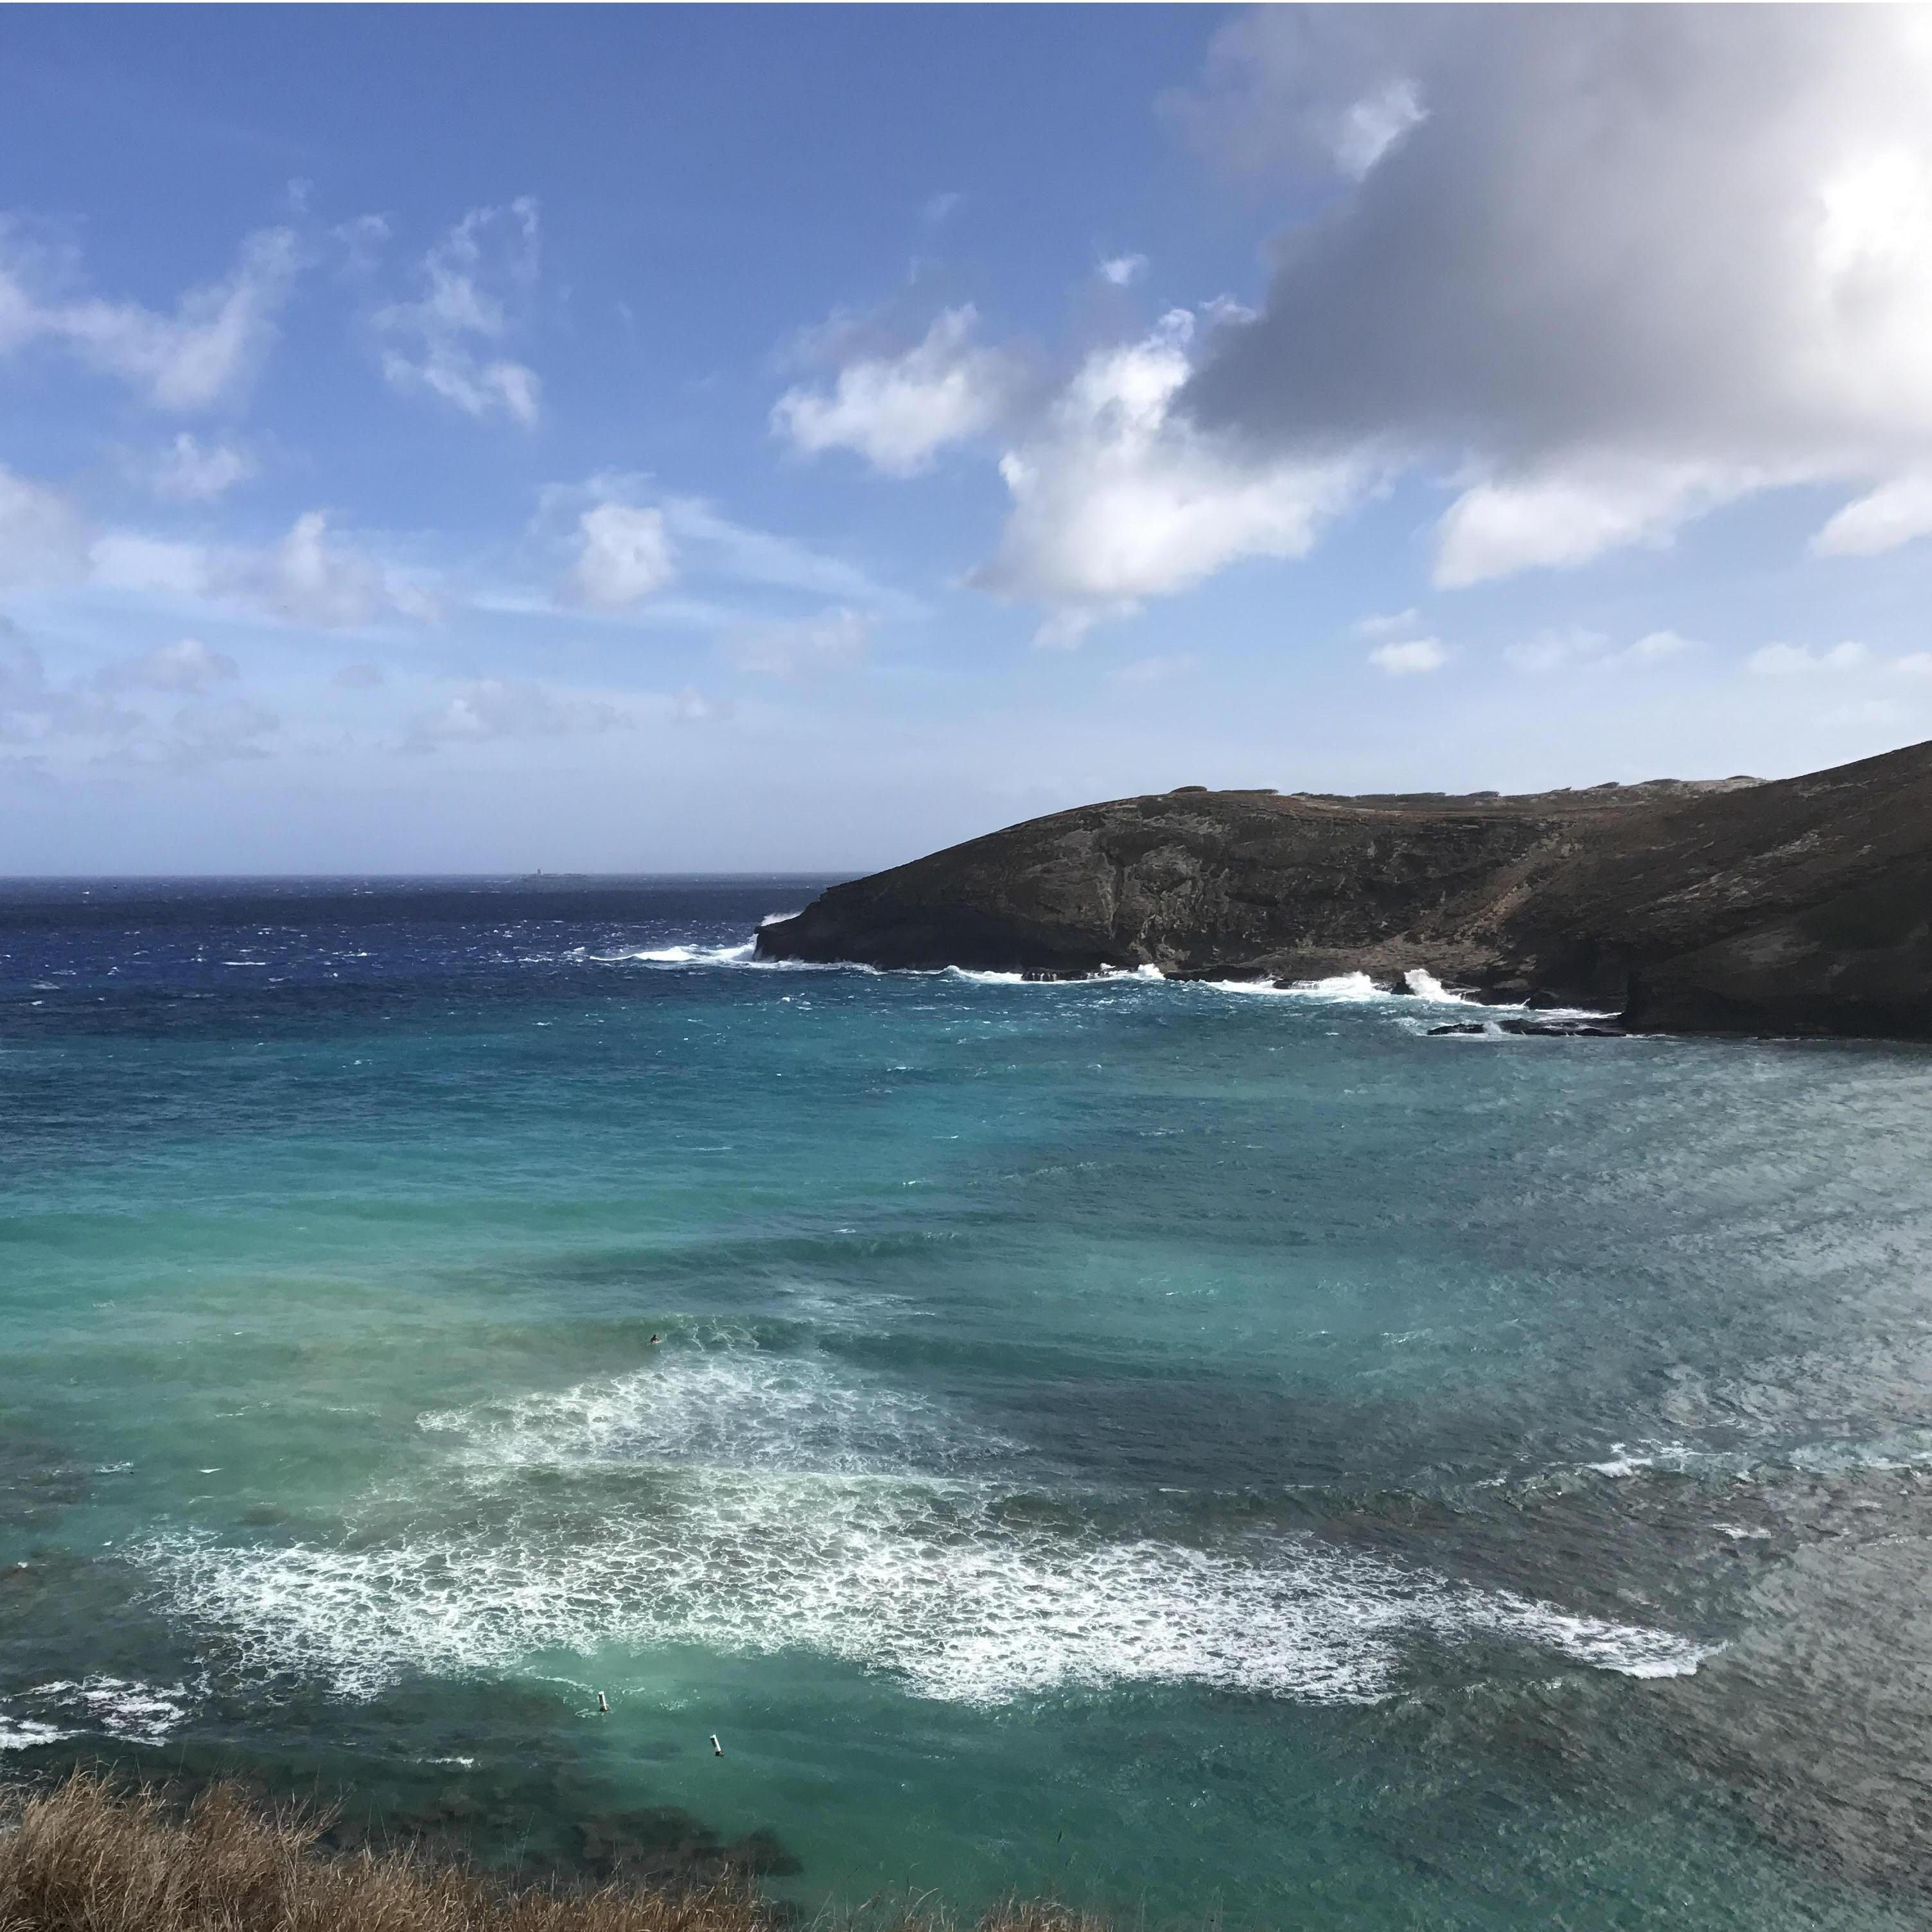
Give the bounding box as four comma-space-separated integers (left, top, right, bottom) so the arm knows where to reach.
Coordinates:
0, 1716, 73, 1751
25, 1677, 189, 1744
1205, 972, 1382, 1001
145, 1471, 1705, 1708
148, 1331, 1707, 1723
1586, 1441, 1700, 1479
418, 1344, 1010, 1479
588, 942, 758, 967
144, 1339, 1709, 1713
941, 965, 1164, 987
1400, 970, 1477, 1004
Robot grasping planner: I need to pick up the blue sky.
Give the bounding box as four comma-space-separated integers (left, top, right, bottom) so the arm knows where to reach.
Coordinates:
6, 4, 1932, 874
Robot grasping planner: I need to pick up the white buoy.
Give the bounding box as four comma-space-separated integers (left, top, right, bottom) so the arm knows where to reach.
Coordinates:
710, 1733, 724, 1757
597, 1691, 609, 1714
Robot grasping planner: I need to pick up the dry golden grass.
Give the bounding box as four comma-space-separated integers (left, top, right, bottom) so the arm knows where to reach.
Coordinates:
0, 1773, 1111, 1932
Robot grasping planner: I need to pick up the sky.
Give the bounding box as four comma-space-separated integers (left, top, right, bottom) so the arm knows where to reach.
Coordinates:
7, 3, 1932, 875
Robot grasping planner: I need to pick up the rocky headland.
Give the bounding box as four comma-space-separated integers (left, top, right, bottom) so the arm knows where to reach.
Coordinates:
757, 741, 1932, 1041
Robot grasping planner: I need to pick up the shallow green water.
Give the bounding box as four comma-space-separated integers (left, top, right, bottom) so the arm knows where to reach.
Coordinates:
4, 877, 1932, 1927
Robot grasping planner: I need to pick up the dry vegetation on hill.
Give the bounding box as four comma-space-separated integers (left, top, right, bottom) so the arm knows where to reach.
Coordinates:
0, 1775, 1105, 1932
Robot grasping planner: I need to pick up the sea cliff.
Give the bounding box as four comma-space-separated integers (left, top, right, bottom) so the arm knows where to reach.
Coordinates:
757, 741, 1932, 1041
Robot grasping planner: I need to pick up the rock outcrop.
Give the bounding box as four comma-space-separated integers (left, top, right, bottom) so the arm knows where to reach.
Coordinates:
756, 741, 1932, 1040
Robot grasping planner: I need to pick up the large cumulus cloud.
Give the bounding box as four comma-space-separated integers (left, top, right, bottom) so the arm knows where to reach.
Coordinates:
1172, 4, 1932, 584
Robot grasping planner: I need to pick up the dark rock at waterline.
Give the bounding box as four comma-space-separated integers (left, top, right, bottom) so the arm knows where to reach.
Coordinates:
1427, 1018, 1628, 1038
1498, 1018, 1627, 1037
755, 741, 1932, 1041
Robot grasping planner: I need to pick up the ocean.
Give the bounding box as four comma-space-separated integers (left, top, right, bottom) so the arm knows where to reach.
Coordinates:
3, 876, 1931, 1928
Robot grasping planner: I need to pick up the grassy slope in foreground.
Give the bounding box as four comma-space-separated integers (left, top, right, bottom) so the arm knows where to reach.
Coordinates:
757, 740, 1932, 1041
0, 1775, 1106, 1932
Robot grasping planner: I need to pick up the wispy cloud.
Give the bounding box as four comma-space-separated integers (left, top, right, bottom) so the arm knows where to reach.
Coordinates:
1748, 641, 1870, 676
376, 199, 542, 426
0, 221, 299, 411
0, 465, 89, 587
89, 509, 443, 631
402, 676, 728, 751
722, 606, 873, 678
143, 432, 257, 503
0, 619, 276, 771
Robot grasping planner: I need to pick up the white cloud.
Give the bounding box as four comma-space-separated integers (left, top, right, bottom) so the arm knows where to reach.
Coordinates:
1332, 79, 1427, 180
1098, 254, 1148, 288
1748, 641, 1871, 676
146, 432, 256, 502
1169, 9, 1932, 583
1822, 697, 1904, 728
1369, 637, 1447, 676
87, 531, 215, 599
669, 685, 727, 723
1199, 294, 1258, 331
0, 624, 125, 741
232, 511, 391, 627
1354, 608, 1419, 639
1629, 629, 1698, 662
101, 637, 240, 694
772, 305, 1021, 475
154, 697, 278, 766
922, 191, 965, 226
90, 511, 438, 630
1433, 462, 1752, 588
1897, 652, 1932, 679
0, 619, 274, 768
1506, 629, 1612, 674
376, 200, 542, 426
404, 676, 727, 750
723, 606, 872, 678
659, 496, 918, 613
972, 310, 1362, 641
528, 478, 920, 621
0, 224, 299, 411
566, 502, 675, 609
0, 465, 88, 586
1811, 471, 1932, 556
407, 678, 616, 748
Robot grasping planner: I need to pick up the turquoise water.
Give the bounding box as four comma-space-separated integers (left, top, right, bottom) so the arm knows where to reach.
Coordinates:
5, 878, 1932, 1927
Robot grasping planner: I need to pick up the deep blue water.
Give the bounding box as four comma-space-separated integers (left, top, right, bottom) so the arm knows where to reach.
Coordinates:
4, 877, 1932, 1928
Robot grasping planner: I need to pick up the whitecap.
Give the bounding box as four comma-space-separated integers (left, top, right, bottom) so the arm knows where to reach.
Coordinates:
587, 942, 757, 966
1203, 972, 1382, 1001
145, 1468, 1706, 1711
0, 1716, 73, 1751
26, 1676, 189, 1744
417, 1343, 1010, 1480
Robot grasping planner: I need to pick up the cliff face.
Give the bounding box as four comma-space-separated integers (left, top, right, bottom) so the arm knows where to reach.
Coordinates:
756, 742, 1932, 1040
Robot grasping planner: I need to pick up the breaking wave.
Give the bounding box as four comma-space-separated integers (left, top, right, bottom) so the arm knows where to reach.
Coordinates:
417, 1339, 1017, 1479
143, 1340, 1707, 1712
145, 1474, 1705, 1708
